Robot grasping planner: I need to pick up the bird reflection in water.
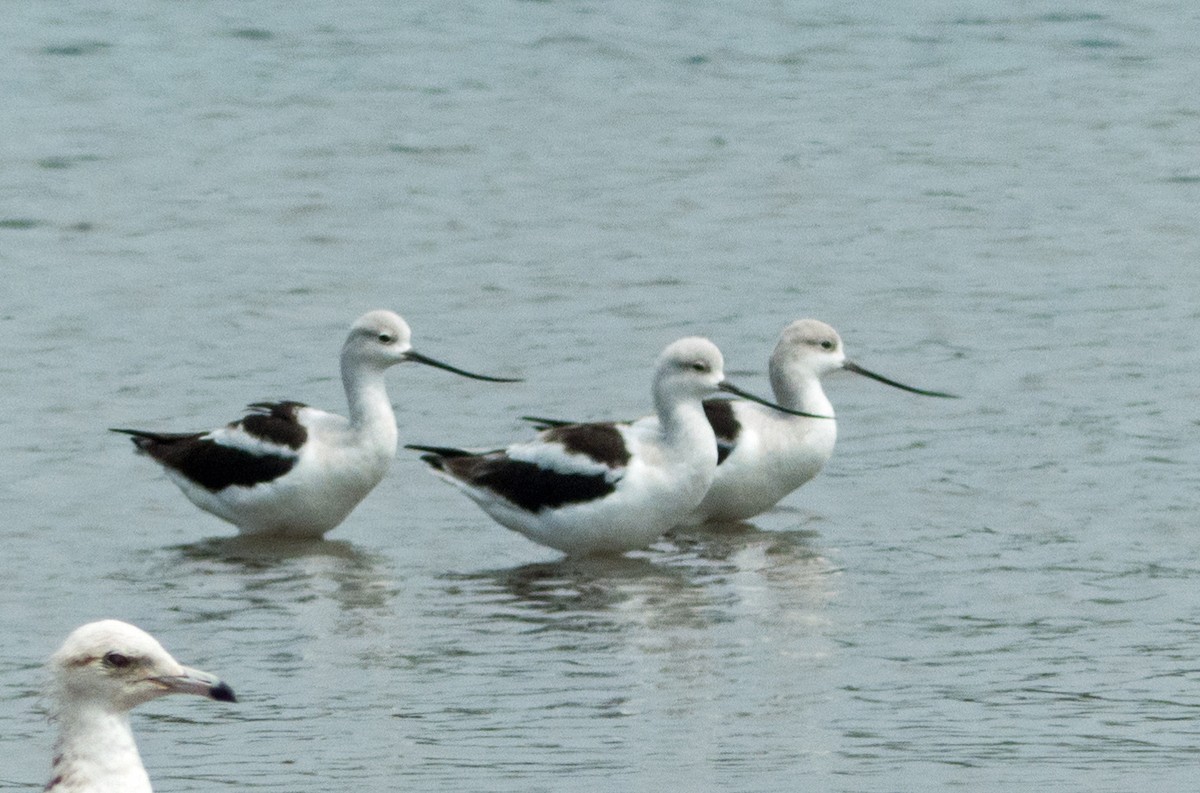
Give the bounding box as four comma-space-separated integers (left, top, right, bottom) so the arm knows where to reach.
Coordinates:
443, 519, 835, 635
165, 535, 396, 613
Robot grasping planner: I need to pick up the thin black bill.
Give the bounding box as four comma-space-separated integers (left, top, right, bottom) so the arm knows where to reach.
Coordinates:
406, 351, 522, 382
718, 381, 833, 419
843, 360, 958, 398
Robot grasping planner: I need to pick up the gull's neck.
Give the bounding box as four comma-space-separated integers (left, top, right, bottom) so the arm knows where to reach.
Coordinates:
340, 354, 399, 454
49, 704, 152, 793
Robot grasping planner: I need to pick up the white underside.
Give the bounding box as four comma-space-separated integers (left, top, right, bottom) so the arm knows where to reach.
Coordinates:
437, 420, 718, 556
165, 409, 394, 537
685, 404, 837, 525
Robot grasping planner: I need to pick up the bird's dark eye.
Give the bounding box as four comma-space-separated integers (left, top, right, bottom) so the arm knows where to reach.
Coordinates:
103, 652, 132, 669
691, 361, 709, 373
378, 333, 395, 344
820, 339, 835, 350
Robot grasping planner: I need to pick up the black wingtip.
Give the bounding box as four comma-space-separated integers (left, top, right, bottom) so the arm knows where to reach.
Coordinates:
405, 444, 479, 471
520, 415, 574, 430
109, 428, 158, 449
209, 681, 238, 703
404, 444, 471, 457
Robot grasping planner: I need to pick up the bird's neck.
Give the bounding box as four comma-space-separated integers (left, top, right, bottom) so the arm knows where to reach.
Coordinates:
655, 393, 718, 460
50, 706, 152, 793
769, 369, 835, 418
341, 358, 399, 451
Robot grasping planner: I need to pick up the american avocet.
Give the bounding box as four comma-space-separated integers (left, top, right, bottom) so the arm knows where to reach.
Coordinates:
406, 337, 828, 556
45, 620, 236, 793
113, 310, 519, 538
526, 319, 956, 526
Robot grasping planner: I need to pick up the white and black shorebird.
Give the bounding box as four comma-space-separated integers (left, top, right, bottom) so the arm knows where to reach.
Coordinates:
113, 310, 519, 538
406, 337, 829, 556
528, 319, 956, 526
44, 620, 236, 793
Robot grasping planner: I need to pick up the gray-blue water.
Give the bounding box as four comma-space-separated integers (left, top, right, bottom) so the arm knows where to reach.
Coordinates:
4, 2, 1200, 790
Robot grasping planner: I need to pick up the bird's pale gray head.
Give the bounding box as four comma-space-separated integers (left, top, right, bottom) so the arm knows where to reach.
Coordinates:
772, 319, 845, 374
656, 337, 726, 399
344, 310, 416, 368
50, 620, 235, 714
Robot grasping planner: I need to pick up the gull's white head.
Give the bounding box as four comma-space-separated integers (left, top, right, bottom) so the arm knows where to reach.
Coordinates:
50, 620, 236, 715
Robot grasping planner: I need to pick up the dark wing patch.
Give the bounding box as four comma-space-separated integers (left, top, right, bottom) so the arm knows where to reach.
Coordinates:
703, 399, 741, 465
432, 452, 618, 513
541, 423, 631, 468
112, 429, 297, 492
240, 401, 308, 450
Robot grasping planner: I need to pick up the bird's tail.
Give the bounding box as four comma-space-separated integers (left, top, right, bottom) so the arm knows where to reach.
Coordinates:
403, 444, 478, 471
519, 415, 576, 431
110, 428, 201, 450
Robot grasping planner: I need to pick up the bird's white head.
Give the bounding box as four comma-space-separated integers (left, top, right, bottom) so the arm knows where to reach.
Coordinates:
342, 310, 415, 371
771, 318, 959, 401
653, 337, 726, 407
50, 620, 235, 715
770, 319, 847, 385
342, 310, 521, 383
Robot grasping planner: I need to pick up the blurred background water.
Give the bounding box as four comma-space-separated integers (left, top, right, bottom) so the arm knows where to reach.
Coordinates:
3, 1, 1200, 791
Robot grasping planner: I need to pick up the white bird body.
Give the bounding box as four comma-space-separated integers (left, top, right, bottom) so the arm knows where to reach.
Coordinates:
689, 319, 953, 524
162, 407, 394, 536
45, 620, 235, 793
497, 399, 717, 555
686, 397, 838, 525
524, 319, 953, 527
410, 337, 814, 556
114, 310, 515, 538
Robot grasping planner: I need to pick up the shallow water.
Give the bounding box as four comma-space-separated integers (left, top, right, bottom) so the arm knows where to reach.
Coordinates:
3, 2, 1200, 791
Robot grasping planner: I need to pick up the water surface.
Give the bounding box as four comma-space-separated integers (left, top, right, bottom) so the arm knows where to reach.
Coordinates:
3, 2, 1200, 791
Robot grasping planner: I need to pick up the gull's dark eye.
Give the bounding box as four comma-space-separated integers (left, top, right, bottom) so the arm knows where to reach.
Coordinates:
103, 652, 132, 669
691, 361, 709, 373
820, 339, 835, 351
378, 332, 395, 344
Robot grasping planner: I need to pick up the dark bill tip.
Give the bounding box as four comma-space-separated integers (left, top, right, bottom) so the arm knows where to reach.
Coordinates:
209, 681, 238, 703
405, 350, 522, 383
843, 361, 959, 398
718, 381, 833, 419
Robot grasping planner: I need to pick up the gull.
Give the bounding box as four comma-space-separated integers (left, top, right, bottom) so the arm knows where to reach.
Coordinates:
113, 310, 518, 538
44, 619, 236, 793
407, 337, 828, 556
